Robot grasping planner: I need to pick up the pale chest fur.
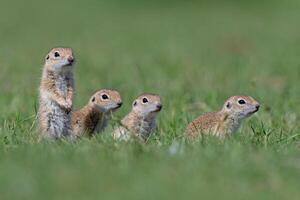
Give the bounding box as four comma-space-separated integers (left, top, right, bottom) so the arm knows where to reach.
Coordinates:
215, 115, 242, 137
95, 115, 109, 133
131, 118, 156, 138
56, 75, 69, 97
113, 112, 156, 141
39, 70, 73, 138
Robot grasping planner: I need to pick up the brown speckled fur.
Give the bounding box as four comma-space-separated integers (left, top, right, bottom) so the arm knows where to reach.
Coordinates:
72, 89, 122, 137
38, 47, 75, 139
186, 95, 260, 140
113, 93, 162, 141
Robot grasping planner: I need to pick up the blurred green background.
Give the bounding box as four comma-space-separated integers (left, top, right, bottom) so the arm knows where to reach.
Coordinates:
0, 0, 300, 199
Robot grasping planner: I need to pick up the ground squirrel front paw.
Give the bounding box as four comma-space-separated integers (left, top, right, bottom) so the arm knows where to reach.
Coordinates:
66, 100, 72, 113
60, 100, 72, 114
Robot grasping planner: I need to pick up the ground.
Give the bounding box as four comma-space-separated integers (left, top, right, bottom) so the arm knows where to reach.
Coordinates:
0, 0, 299, 199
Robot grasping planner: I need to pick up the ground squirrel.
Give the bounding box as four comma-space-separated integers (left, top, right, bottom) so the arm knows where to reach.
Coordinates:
113, 93, 162, 141
185, 95, 260, 139
72, 89, 122, 137
38, 47, 75, 139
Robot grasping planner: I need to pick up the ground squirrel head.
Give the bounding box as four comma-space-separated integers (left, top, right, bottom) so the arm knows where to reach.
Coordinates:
131, 93, 162, 117
44, 47, 74, 72
89, 89, 122, 113
222, 95, 260, 119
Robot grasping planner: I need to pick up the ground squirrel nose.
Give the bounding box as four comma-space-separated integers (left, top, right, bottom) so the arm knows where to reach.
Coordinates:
68, 56, 74, 63
255, 104, 260, 111
157, 104, 162, 111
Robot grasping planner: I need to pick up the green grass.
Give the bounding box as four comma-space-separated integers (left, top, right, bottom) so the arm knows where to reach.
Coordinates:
0, 0, 300, 199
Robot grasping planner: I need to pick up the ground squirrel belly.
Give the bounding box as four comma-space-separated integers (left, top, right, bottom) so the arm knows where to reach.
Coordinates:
186, 95, 260, 139
72, 89, 122, 137
38, 47, 75, 139
113, 93, 162, 141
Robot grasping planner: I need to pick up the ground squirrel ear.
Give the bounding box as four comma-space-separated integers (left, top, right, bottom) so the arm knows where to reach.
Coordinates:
46, 55, 49, 60
91, 97, 96, 102
133, 101, 137, 106
226, 102, 231, 109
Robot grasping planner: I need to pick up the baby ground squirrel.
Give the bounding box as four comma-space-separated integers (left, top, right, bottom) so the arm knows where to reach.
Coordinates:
38, 47, 75, 139
185, 95, 260, 139
113, 93, 162, 141
72, 89, 122, 137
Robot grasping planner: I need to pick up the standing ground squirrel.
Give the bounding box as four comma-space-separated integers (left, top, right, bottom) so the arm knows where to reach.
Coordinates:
185, 95, 260, 139
113, 93, 162, 141
72, 89, 122, 137
38, 47, 75, 139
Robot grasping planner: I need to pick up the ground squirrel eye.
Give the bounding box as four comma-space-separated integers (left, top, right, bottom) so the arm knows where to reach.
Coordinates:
54, 52, 60, 57
102, 94, 109, 100
142, 98, 148, 103
238, 99, 246, 105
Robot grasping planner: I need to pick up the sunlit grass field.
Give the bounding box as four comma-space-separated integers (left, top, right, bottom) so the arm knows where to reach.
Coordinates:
0, 0, 300, 199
